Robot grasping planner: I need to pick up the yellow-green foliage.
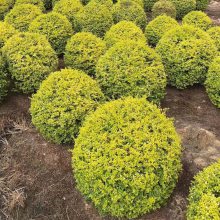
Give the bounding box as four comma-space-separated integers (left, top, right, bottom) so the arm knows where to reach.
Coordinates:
143, 0, 157, 11
15, 0, 45, 11
5, 4, 42, 32
145, 15, 179, 46
183, 11, 212, 31
0, 54, 9, 102
205, 57, 220, 108
207, 26, 220, 52
0, 0, 14, 20
65, 32, 106, 76
2, 32, 58, 93
187, 161, 220, 220
104, 20, 146, 48
72, 97, 182, 219
53, 0, 83, 31
29, 12, 73, 54
30, 68, 104, 144
120, 0, 144, 8
112, 0, 147, 30
152, 0, 176, 18
170, 0, 196, 19
196, 0, 209, 11
96, 41, 166, 103
0, 21, 18, 48
76, 1, 113, 37
156, 25, 217, 89
90, 0, 113, 8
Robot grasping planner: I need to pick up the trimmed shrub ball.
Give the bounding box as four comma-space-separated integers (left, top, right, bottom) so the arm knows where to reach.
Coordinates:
207, 26, 220, 52
0, 54, 9, 102
89, 0, 113, 8
156, 25, 217, 89
96, 41, 166, 103
112, 0, 147, 30
205, 57, 220, 108
53, 0, 83, 31
30, 69, 104, 144
170, 0, 196, 19
145, 15, 179, 46
5, 4, 42, 32
143, 0, 157, 11
0, 0, 14, 20
72, 97, 182, 219
0, 21, 18, 48
196, 0, 209, 11
126, 0, 144, 8
76, 1, 113, 38
2, 32, 58, 93
152, 0, 176, 18
29, 12, 73, 54
15, 0, 45, 11
65, 32, 106, 76
187, 161, 220, 219
182, 11, 212, 31
104, 20, 146, 48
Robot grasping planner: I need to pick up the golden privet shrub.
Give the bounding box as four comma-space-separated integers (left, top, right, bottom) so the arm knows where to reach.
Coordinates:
30, 69, 104, 144
2, 32, 58, 93
187, 161, 220, 220
5, 4, 43, 31
15, 0, 45, 11
207, 26, 220, 52
0, 54, 9, 102
76, 1, 113, 37
0, 21, 18, 48
96, 41, 167, 103
65, 32, 106, 76
112, 0, 147, 30
72, 97, 182, 218
182, 11, 212, 31
156, 25, 217, 89
53, 0, 83, 31
145, 15, 179, 46
104, 20, 146, 48
29, 12, 73, 54
205, 57, 220, 108
152, 0, 176, 18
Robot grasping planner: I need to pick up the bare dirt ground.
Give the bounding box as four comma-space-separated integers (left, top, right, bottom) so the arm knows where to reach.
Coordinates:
0, 86, 220, 220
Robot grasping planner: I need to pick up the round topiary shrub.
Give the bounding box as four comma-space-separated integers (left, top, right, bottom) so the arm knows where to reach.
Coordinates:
15, 0, 45, 11
182, 11, 212, 31
30, 68, 104, 144
0, 0, 14, 20
112, 0, 147, 30
156, 25, 217, 89
143, 0, 157, 11
207, 26, 220, 52
29, 12, 73, 54
89, 0, 113, 8
187, 161, 220, 219
53, 0, 83, 31
4, 4, 42, 32
65, 32, 106, 76
196, 0, 209, 11
170, 0, 196, 19
76, 1, 113, 38
72, 96, 182, 219
2, 32, 58, 93
0, 21, 18, 48
104, 20, 146, 48
205, 57, 220, 108
152, 0, 176, 18
0, 54, 9, 102
96, 41, 166, 103
145, 15, 179, 46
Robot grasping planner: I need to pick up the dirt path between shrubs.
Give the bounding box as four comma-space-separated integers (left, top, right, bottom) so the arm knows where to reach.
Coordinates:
0, 86, 220, 220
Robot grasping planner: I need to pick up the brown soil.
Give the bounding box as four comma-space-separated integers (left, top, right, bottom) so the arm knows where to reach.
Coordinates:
0, 86, 220, 220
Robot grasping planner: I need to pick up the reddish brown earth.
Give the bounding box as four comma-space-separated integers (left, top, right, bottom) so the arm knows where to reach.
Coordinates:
0, 86, 220, 220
